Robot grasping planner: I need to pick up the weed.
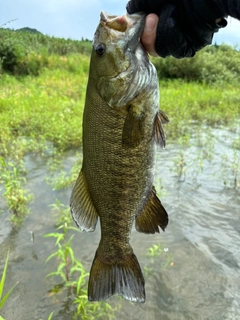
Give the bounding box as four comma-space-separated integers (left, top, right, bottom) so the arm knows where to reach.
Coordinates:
0, 157, 33, 223
44, 202, 116, 319
46, 153, 82, 190
0, 250, 18, 316
221, 149, 240, 188
50, 199, 72, 227
144, 243, 173, 276
38, 311, 54, 320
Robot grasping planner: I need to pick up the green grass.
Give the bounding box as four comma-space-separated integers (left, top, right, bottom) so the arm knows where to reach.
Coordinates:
0, 250, 18, 314
0, 46, 239, 221
0, 54, 89, 158
1, 60, 239, 160
159, 80, 240, 140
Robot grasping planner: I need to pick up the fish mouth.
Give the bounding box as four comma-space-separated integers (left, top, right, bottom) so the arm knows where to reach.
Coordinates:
100, 11, 146, 51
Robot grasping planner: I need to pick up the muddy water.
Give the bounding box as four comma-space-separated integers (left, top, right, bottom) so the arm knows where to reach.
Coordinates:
0, 125, 239, 320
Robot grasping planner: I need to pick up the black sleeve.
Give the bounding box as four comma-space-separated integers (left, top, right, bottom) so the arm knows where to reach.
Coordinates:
126, 0, 239, 58
216, 0, 240, 19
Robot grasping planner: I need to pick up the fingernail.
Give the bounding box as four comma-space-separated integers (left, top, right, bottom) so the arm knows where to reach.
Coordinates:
145, 16, 157, 34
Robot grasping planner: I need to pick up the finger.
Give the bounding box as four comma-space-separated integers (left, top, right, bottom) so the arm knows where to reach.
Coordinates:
141, 14, 159, 57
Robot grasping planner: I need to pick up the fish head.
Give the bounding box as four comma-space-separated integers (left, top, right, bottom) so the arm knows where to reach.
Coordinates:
90, 11, 146, 81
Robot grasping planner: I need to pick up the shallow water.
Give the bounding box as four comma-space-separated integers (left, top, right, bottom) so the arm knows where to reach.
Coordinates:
0, 124, 239, 320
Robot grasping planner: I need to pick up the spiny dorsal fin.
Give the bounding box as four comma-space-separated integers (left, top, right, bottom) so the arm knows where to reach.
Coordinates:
153, 111, 168, 148
70, 169, 98, 232
122, 105, 145, 148
135, 186, 168, 234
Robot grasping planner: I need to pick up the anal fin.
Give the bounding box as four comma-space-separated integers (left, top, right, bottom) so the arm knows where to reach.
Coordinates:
135, 186, 168, 234
70, 169, 98, 232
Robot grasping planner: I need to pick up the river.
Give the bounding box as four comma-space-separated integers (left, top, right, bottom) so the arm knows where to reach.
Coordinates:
0, 124, 239, 320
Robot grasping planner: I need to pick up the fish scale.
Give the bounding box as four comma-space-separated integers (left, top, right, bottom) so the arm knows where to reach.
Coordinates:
70, 11, 169, 303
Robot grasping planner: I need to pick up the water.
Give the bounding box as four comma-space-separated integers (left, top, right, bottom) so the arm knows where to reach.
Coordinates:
0, 125, 239, 320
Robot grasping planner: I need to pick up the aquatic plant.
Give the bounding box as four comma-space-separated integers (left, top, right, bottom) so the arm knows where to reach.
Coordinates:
0, 157, 33, 223
144, 243, 173, 276
44, 201, 116, 319
0, 250, 18, 317
221, 149, 240, 188
38, 311, 54, 320
46, 153, 82, 191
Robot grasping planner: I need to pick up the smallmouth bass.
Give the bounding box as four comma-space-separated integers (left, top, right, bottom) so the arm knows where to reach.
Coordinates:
70, 11, 169, 303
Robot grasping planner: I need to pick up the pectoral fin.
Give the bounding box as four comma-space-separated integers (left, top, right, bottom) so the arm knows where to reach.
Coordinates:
70, 169, 98, 232
122, 105, 145, 148
153, 111, 169, 148
135, 186, 168, 234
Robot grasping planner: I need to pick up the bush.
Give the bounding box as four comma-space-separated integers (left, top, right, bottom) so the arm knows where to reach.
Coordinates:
0, 39, 26, 73
152, 44, 240, 84
0, 28, 92, 76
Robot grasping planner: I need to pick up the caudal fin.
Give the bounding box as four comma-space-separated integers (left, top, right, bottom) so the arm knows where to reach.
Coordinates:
88, 250, 145, 303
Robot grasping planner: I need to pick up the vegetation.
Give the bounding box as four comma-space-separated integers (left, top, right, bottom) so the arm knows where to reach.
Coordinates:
44, 201, 117, 319
0, 28, 91, 75
152, 44, 240, 85
0, 250, 18, 320
0, 30, 239, 222
0, 158, 33, 224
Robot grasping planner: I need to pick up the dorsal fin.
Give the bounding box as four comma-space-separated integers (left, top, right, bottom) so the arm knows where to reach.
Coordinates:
135, 186, 168, 234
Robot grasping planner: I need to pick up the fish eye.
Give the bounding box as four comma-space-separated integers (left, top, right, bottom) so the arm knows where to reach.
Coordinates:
95, 43, 106, 56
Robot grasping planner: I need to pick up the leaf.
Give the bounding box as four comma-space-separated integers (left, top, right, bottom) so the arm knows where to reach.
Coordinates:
0, 282, 18, 309
0, 249, 10, 300
45, 251, 59, 263
67, 246, 75, 264
0, 250, 18, 309
48, 311, 55, 320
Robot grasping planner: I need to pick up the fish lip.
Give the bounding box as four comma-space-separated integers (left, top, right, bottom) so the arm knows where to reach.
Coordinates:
99, 11, 146, 40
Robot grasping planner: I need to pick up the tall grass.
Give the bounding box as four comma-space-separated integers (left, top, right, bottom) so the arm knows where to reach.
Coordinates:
0, 54, 89, 157
159, 80, 240, 140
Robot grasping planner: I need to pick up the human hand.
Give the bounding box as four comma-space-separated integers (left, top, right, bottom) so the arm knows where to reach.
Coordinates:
141, 14, 159, 57
126, 0, 227, 58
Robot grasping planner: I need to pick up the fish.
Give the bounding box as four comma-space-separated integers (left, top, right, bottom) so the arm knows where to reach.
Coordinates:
70, 11, 169, 303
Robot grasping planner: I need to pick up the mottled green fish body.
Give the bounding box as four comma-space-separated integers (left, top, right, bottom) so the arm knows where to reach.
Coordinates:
70, 11, 169, 303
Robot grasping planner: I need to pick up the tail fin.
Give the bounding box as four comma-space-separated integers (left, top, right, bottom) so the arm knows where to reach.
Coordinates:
88, 250, 145, 303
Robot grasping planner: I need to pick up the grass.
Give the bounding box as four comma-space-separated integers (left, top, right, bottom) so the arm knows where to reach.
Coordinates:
160, 80, 240, 140
0, 54, 89, 157
0, 51, 239, 222
1, 61, 239, 160
0, 250, 18, 318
